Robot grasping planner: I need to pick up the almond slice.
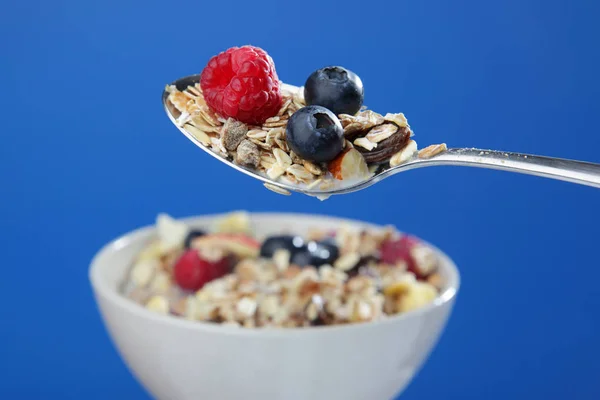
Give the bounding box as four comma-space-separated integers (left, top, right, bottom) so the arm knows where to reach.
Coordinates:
389, 140, 418, 167
328, 148, 369, 180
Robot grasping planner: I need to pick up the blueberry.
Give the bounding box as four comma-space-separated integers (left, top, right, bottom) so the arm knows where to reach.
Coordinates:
310, 239, 339, 265
290, 251, 314, 267
304, 66, 364, 116
290, 239, 339, 267
184, 229, 206, 249
286, 106, 344, 162
260, 235, 305, 258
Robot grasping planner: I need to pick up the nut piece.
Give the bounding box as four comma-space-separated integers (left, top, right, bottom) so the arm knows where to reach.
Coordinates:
221, 118, 248, 151
389, 139, 418, 167
383, 112, 408, 128
366, 123, 398, 143
339, 110, 385, 139
418, 143, 447, 159
327, 148, 370, 180
353, 137, 377, 151
235, 139, 260, 168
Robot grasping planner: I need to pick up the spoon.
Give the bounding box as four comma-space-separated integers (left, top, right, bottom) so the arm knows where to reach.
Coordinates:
162, 74, 600, 198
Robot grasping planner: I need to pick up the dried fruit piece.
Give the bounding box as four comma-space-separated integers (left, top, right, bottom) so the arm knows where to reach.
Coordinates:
327, 148, 369, 180
356, 127, 411, 163
396, 281, 437, 313
235, 139, 260, 168
221, 118, 248, 151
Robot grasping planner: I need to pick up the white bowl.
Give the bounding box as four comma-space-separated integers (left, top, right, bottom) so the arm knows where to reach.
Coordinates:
90, 213, 460, 400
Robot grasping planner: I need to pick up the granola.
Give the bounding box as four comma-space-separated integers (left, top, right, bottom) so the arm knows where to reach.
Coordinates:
165, 46, 448, 195
122, 212, 444, 328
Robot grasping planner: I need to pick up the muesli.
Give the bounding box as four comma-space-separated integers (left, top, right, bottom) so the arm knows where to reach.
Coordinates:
122, 212, 444, 328
166, 45, 446, 194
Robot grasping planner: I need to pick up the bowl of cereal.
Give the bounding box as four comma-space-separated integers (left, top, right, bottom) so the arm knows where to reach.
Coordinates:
90, 212, 459, 400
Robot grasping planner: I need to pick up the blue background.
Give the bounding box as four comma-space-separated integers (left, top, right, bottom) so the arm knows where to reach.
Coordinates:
1, 0, 599, 398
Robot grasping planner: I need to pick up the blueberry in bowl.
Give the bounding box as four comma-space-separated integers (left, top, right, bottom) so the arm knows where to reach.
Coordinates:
291, 239, 340, 267
259, 235, 305, 258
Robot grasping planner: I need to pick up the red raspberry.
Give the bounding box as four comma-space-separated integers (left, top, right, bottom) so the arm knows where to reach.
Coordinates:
380, 235, 424, 278
200, 46, 282, 125
173, 249, 230, 291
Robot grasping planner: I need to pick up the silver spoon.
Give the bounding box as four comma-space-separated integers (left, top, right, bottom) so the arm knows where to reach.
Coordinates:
163, 74, 600, 198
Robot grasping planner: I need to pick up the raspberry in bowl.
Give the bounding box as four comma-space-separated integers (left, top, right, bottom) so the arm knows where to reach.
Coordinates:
163, 46, 448, 198
90, 212, 459, 399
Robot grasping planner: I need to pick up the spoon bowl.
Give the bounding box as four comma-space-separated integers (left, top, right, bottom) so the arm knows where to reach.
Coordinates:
163, 75, 600, 197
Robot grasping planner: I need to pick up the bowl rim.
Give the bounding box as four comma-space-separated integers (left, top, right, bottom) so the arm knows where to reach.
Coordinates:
89, 212, 460, 337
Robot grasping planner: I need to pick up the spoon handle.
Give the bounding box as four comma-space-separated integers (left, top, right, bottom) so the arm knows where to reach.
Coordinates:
417, 148, 600, 188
